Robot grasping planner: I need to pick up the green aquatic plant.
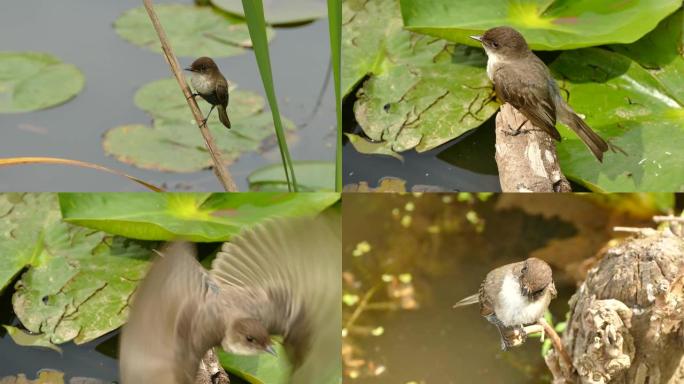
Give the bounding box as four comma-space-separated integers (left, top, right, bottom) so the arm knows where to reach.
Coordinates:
241, 0, 298, 191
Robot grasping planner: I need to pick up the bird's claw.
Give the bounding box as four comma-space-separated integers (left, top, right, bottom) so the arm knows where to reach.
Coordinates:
187, 93, 199, 101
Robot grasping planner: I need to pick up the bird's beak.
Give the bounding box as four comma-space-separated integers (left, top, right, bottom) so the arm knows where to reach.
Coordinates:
469, 35, 483, 42
184, 67, 193, 72
265, 345, 277, 357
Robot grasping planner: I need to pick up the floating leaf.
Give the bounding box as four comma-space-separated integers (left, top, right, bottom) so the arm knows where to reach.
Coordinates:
0, 370, 65, 384
343, 0, 498, 153
218, 341, 291, 384
211, 0, 327, 25
0, 52, 84, 113
248, 161, 335, 191
0, 193, 152, 345
344, 133, 404, 161
551, 47, 684, 191
2, 325, 62, 353
114, 4, 274, 57
400, 0, 682, 50
103, 78, 295, 173
58, 192, 340, 242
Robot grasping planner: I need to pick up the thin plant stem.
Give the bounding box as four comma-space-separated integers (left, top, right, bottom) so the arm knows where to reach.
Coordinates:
0, 157, 164, 192
241, 0, 298, 192
328, 0, 342, 192
142, 0, 238, 192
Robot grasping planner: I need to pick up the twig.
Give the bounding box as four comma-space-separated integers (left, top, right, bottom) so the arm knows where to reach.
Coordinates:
654, 216, 684, 223
613, 226, 658, 236
344, 284, 380, 330
539, 318, 573, 371
142, 0, 238, 192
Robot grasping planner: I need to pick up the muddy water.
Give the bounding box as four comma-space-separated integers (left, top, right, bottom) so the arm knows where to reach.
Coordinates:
342, 194, 576, 383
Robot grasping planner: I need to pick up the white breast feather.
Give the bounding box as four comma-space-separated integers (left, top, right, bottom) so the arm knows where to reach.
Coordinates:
191, 73, 213, 94
483, 47, 505, 82
495, 273, 548, 327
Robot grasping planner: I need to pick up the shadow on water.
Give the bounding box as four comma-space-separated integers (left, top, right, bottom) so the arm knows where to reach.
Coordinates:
0, 0, 334, 192
342, 194, 581, 383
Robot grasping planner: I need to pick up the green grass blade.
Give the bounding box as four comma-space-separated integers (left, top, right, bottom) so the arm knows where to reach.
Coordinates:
241, 0, 298, 192
328, 0, 342, 192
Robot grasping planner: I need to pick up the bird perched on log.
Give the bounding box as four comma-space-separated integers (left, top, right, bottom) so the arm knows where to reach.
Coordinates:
119, 214, 341, 383
470, 26, 622, 162
453, 257, 556, 350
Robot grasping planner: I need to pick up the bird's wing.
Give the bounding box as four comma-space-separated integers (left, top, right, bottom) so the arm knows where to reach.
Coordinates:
493, 62, 561, 141
215, 77, 229, 106
211, 212, 341, 384
478, 278, 495, 317
120, 242, 226, 384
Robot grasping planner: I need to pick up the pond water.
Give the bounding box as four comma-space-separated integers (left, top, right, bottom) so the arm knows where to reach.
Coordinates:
0, 0, 334, 192
342, 194, 579, 383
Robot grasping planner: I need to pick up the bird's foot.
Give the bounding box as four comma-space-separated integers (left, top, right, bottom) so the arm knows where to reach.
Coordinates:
505, 119, 530, 136
200, 118, 208, 127
187, 92, 199, 101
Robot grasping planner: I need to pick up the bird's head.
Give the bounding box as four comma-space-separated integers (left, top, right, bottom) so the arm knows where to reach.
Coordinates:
470, 26, 530, 59
185, 56, 219, 74
224, 318, 277, 357
518, 257, 555, 299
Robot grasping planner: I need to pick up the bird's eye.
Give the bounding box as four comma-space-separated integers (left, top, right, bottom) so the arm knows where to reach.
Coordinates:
246, 336, 255, 343
492, 41, 499, 48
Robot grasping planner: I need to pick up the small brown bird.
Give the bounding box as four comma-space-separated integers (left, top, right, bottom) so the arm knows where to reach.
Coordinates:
119, 214, 341, 384
471, 27, 616, 162
185, 57, 231, 129
453, 258, 557, 350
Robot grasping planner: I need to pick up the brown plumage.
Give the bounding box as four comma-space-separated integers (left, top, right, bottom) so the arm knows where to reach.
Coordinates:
120, 214, 341, 383
453, 257, 556, 350
186, 56, 231, 129
472, 26, 614, 162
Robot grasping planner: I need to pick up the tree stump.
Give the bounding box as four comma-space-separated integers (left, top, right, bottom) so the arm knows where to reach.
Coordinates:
554, 222, 684, 384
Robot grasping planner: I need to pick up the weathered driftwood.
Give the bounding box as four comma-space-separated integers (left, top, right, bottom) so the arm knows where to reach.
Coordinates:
196, 349, 230, 384
494, 103, 571, 192
552, 221, 684, 384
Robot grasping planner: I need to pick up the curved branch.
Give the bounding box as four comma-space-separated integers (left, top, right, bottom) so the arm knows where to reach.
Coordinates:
142, 0, 238, 192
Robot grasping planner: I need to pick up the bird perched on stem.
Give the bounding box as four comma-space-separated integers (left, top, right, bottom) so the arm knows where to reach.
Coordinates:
453, 257, 556, 350
185, 56, 231, 129
470, 26, 622, 162
119, 214, 341, 384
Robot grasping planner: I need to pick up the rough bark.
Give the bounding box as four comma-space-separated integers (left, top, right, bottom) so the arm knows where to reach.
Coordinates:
554, 222, 684, 384
494, 103, 571, 192
196, 349, 230, 384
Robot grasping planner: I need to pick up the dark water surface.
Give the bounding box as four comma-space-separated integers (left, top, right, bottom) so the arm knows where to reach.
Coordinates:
0, 0, 334, 191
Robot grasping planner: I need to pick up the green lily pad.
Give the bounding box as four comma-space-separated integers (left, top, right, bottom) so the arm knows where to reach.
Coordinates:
0, 370, 65, 384
103, 78, 295, 173
58, 192, 340, 242
2, 325, 62, 353
611, 9, 684, 104
114, 4, 274, 57
551, 47, 684, 191
247, 161, 335, 191
344, 133, 404, 161
0, 52, 84, 113
0, 193, 152, 345
211, 0, 327, 25
0, 193, 61, 293
218, 341, 291, 384
343, 0, 498, 153
399, 0, 682, 50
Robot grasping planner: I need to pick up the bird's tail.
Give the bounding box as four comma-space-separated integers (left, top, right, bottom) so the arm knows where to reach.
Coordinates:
559, 108, 608, 162
218, 106, 231, 129
453, 293, 479, 308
